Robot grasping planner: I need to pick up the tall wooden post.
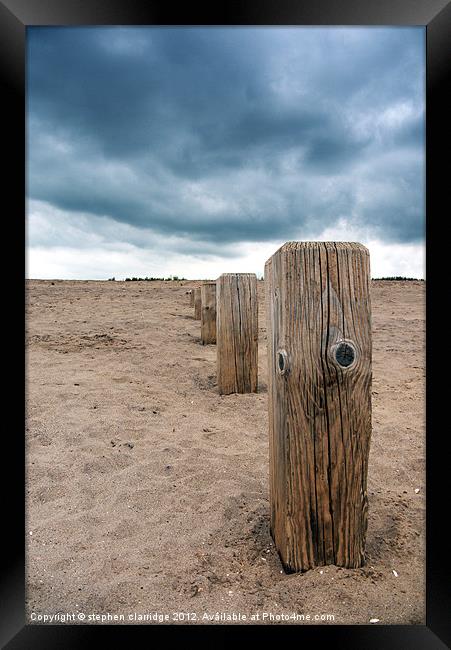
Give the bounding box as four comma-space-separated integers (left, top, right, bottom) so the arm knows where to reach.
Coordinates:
216, 273, 258, 395
265, 242, 372, 572
194, 287, 202, 320
201, 282, 216, 344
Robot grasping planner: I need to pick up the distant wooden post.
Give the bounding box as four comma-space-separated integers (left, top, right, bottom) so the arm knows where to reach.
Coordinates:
201, 282, 216, 344
194, 287, 202, 320
265, 242, 372, 573
216, 273, 258, 394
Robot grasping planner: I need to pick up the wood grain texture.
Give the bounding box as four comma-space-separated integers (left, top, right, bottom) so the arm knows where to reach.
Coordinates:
216, 273, 258, 395
194, 287, 202, 320
201, 282, 217, 344
265, 242, 372, 572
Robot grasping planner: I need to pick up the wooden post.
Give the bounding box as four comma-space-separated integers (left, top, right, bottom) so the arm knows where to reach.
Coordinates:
194, 287, 201, 320
265, 242, 372, 572
201, 282, 216, 344
216, 273, 258, 394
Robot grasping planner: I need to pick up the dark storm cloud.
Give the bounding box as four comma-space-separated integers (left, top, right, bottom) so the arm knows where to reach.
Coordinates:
27, 27, 425, 248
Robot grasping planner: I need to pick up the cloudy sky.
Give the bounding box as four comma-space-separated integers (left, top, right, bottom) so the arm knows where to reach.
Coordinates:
26, 27, 425, 279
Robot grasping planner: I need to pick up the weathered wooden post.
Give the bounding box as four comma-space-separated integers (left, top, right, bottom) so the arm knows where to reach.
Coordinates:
265, 242, 372, 572
194, 287, 202, 320
216, 273, 258, 394
201, 282, 216, 344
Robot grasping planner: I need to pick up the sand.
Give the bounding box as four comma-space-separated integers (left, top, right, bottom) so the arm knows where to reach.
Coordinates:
25, 279, 425, 625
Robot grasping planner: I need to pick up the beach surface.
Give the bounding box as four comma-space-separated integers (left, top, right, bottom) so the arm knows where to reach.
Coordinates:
26, 279, 425, 625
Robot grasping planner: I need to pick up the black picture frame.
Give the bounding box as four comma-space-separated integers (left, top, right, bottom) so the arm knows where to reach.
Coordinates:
3, 0, 450, 646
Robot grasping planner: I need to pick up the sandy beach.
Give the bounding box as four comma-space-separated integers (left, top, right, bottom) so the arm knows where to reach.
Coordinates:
25, 279, 425, 625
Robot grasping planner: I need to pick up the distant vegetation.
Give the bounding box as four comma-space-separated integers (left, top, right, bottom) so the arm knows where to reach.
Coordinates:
123, 275, 187, 282
372, 277, 424, 281
107, 275, 423, 282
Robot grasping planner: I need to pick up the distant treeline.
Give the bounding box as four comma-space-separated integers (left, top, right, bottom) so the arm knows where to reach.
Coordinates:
107, 275, 423, 283
108, 276, 187, 282
372, 277, 424, 281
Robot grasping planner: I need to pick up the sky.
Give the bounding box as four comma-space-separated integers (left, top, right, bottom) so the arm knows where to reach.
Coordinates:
26, 27, 425, 279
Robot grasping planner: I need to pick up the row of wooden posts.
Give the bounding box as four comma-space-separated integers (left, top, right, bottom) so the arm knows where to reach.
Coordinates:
189, 273, 258, 395
186, 242, 372, 574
